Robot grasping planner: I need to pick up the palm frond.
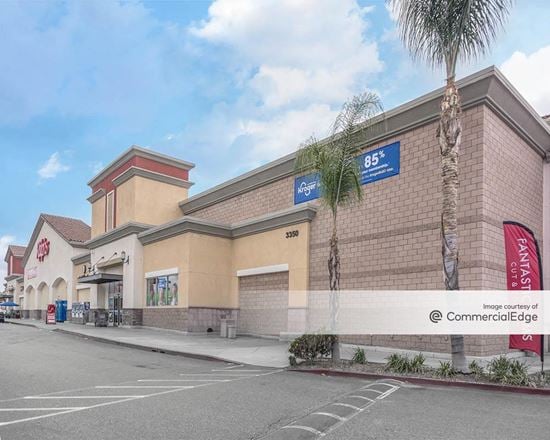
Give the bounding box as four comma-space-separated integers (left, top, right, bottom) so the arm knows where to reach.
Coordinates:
389, 0, 513, 78
294, 92, 383, 215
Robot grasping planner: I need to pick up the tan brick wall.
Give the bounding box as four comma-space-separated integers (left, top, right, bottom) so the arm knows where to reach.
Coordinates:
190, 104, 544, 356
238, 272, 289, 336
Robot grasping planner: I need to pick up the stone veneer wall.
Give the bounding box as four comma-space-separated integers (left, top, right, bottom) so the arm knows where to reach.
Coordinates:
189, 105, 544, 356
143, 308, 188, 331
187, 308, 238, 333
122, 308, 143, 326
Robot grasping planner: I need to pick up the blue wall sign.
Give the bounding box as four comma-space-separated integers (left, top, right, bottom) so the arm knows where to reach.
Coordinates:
294, 172, 320, 204
294, 141, 400, 204
357, 141, 400, 185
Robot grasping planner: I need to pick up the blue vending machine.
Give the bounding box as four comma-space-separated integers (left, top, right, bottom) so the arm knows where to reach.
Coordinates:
55, 300, 67, 322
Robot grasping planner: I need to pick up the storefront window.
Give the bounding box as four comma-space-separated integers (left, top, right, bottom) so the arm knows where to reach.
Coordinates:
146, 274, 178, 306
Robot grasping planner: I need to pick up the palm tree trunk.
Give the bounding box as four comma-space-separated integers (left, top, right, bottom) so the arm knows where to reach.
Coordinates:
438, 78, 467, 372
328, 218, 341, 361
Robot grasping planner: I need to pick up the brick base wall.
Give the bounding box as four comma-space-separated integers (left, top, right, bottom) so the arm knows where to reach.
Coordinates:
122, 308, 143, 326
143, 308, 188, 331
187, 308, 238, 333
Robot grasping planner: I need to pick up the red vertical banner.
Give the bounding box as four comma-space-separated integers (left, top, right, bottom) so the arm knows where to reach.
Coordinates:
503, 221, 543, 359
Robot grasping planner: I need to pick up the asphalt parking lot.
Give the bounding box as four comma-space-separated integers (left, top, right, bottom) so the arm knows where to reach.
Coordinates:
1, 324, 548, 440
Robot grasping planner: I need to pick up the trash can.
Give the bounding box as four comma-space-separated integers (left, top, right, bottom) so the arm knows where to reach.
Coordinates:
227, 324, 237, 339
220, 319, 228, 337
94, 310, 108, 327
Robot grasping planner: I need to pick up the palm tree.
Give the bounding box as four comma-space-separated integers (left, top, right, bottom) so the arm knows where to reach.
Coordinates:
295, 92, 383, 360
389, 0, 513, 370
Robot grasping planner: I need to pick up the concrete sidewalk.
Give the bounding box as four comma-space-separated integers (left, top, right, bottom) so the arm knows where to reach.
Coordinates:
6, 319, 291, 368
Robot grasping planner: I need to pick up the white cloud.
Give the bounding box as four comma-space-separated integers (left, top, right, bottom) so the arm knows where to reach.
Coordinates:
501, 45, 550, 115
38, 152, 70, 180
189, 0, 383, 161
0, 235, 15, 286
242, 104, 337, 160
0, 1, 189, 125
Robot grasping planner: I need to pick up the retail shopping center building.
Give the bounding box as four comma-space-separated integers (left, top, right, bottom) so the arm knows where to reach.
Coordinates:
4, 67, 550, 356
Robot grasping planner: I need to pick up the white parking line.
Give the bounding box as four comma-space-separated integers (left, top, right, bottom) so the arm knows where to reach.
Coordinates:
0, 369, 283, 428
331, 402, 362, 411
24, 396, 146, 400
0, 408, 87, 411
348, 395, 375, 402
179, 373, 257, 377
282, 425, 323, 435
219, 364, 244, 370
312, 412, 346, 422
137, 379, 230, 382
95, 386, 195, 389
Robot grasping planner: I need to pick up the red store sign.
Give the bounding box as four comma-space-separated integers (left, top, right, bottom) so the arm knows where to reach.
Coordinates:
37, 238, 50, 262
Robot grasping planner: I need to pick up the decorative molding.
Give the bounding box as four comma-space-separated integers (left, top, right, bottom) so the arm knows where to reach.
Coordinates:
145, 268, 179, 278
87, 189, 105, 204
4, 274, 22, 282
138, 203, 317, 245
71, 252, 91, 265
88, 145, 195, 188
112, 166, 194, 189
138, 217, 232, 245
85, 222, 153, 249
231, 204, 317, 238
236, 264, 289, 277
179, 66, 550, 215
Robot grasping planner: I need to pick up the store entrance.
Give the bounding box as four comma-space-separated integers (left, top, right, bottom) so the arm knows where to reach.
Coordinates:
106, 280, 123, 327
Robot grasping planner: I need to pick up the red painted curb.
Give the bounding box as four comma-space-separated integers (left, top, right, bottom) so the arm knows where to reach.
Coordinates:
289, 368, 550, 396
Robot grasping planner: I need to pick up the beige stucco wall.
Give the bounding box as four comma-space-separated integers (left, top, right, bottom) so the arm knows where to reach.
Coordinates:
91, 198, 106, 238
115, 179, 136, 227
89, 233, 144, 309
232, 223, 310, 308
133, 176, 188, 225
24, 221, 85, 311
141, 222, 310, 310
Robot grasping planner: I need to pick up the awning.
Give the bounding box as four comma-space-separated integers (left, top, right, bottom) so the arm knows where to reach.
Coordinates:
77, 273, 123, 284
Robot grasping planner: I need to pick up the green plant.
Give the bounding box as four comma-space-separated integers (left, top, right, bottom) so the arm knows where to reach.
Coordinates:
435, 361, 457, 378
352, 347, 367, 364
288, 334, 337, 363
294, 93, 383, 361
385, 353, 410, 373
486, 356, 531, 386
409, 353, 426, 373
289, 355, 297, 367
385, 353, 426, 374
390, 0, 514, 371
468, 360, 485, 378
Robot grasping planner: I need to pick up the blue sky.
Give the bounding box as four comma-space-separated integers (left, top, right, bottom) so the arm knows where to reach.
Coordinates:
1, 0, 550, 279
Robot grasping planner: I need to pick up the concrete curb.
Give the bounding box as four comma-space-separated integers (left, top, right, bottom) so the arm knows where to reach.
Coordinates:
52, 328, 229, 364
6, 320, 43, 329
289, 368, 550, 397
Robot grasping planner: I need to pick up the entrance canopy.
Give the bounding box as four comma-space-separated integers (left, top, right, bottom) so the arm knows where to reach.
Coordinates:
78, 273, 123, 284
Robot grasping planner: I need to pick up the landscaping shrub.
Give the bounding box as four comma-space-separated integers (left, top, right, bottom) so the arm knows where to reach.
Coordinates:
385, 353, 425, 374
289, 334, 336, 362
435, 361, 457, 378
468, 360, 484, 378
486, 356, 530, 386
409, 353, 426, 373
352, 347, 367, 364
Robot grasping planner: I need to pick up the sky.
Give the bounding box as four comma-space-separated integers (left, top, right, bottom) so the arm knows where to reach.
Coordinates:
1, 0, 550, 281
